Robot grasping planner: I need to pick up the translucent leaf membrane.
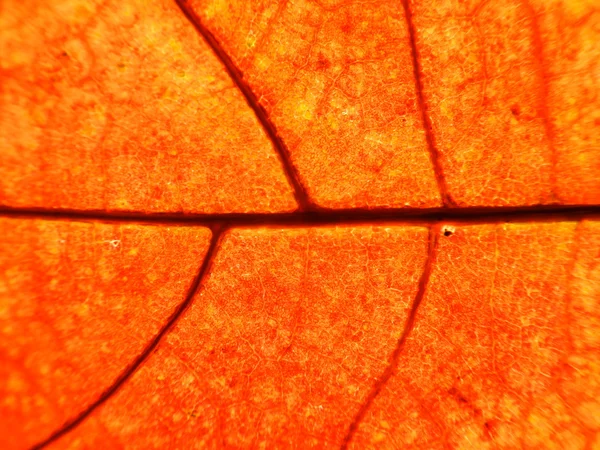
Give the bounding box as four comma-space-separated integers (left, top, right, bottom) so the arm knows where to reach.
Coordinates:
187, 0, 442, 209
532, 0, 600, 204
351, 221, 600, 449
411, 0, 600, 205
1, 0, 598, 448
45, 221, 600, 448
0, 219, 211, 449
190, 0, 599, 207
48, 226, 431, 448
0, 0, 296, 213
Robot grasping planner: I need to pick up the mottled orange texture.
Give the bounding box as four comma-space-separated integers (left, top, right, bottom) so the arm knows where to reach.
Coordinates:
0, 219, 211, 449
0, 0, 296, 213
351, 221, 600, 448
532, 0, 600, 204
48, 226, 431, 448
190, 0, 599, 207
189, 0, 442, 208
0, 0, 598, 447
411, 0, 600, 205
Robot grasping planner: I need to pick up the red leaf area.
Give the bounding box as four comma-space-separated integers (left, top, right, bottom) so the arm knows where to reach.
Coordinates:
1, 0, 599, 448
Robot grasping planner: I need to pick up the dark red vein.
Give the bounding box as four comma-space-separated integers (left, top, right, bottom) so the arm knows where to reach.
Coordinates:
340, 225, 440, 449
401, 0, 456, 207
30, 226, 225, 450
174, 0, 312, 211
521, 0, 558, 201
2, 204, 599, 228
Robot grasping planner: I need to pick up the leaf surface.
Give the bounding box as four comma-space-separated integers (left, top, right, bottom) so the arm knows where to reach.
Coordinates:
0, 0, 599, 448
0, 0, 296, 212
0, 219, 212, 449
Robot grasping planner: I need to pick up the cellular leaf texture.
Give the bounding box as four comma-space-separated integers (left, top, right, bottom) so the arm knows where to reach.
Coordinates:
0, 0, 599, 449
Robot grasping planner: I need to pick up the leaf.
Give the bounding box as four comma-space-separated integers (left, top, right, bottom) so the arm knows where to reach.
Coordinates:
0, 0, 599, 449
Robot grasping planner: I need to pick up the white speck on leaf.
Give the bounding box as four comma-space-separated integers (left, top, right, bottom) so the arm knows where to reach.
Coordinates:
104, 239, 121, 248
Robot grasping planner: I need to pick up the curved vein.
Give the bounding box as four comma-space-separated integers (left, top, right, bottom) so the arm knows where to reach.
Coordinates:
174, 0, 313, 211
401, 0, 456, 207
30, 226, 225, 449
340, 224, 440, 448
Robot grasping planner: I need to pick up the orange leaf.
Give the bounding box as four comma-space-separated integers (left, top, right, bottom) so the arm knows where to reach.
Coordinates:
1, 0, 599, 448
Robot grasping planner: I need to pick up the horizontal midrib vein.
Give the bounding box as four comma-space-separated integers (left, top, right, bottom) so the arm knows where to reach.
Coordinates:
1, 204, 599, 227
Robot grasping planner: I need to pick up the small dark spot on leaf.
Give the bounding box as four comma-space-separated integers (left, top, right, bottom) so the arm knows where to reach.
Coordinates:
442, 225, 455, 237
483, 420, 497, 440
315, 54, 331, 70
448, 386, 469, 403
510, 104, 520, 117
